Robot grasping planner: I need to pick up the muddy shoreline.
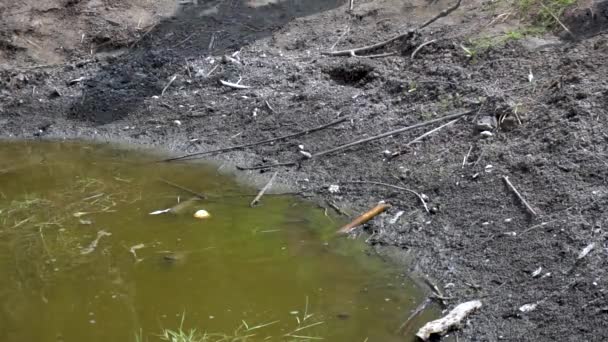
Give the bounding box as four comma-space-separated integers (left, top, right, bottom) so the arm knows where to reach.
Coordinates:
2, 0, 608, 341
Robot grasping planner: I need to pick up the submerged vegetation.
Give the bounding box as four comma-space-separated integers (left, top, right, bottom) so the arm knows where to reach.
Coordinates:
136, 299, 326, 342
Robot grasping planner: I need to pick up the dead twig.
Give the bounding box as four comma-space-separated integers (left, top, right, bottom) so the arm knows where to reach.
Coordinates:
250, 171, 278, 207
236, 161, 297, 171
344, 181, 429, 213
327, 200, 351, 217
411, 39, 437, 59
324, 0, 461, 57
397, 297, 433, 334
236, 110, 472, 170
337, 202, 391, 234
220, 79, 251, 89
162, 117, 348, 162
502, 176, 537, 216
541, 3, 574, 38
314, 110, 472, 159
161, 75, 177, 97
462, 145, 473, 168
159, 178, 207, 199
330, 26, 351, 51
349, 0, 354, 11
390, 118, 460, 159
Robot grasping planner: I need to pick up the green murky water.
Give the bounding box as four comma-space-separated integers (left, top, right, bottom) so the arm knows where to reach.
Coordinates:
0, 142, 428, 342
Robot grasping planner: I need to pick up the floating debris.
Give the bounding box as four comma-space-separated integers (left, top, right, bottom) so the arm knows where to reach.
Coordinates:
81, 230, 112, 255
193, 209, 211, 219
149, 208, 172, 215
129, 243, 145, 262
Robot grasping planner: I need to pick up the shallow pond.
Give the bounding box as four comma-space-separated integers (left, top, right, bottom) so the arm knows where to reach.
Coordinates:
0, 142, 430, 342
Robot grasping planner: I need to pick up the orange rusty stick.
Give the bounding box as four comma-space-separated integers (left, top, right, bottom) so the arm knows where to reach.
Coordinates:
337, 202, 391, 234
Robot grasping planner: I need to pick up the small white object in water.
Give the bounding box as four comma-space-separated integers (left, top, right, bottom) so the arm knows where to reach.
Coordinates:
149, 208, 171, 215
194, 209, 211, 219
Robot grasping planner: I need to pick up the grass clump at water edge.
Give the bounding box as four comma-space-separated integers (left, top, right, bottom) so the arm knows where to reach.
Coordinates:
139, 299, 324, 342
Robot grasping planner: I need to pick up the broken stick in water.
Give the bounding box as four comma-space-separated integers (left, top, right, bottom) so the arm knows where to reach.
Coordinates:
416, 300, 482, 341
397, 297, 433, 334
250, 171, 278, 207
81, 230, 112, 255
337, 201, 391, 234
502, 176, 537, 216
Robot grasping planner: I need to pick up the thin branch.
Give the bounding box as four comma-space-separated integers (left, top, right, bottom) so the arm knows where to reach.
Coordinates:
330, 26, 351, 50
541, 3, 574, 38
236, 161, 297, 171
390, 118, 460, 159
250, 172, 278, 207
418, 0, 462, 30
397, 297, 433, 334
313, 110, 472, 159
502, 176, 537, 216
220, 79, 251, 89
161, 75, 177, 97
236, 110, 472, 170
411, 39, 437, 59
323, 0, 461, 57
344, 181, 430, 213
162, 117, 348, 162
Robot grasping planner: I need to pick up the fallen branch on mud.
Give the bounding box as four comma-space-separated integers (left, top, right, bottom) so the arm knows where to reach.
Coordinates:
235, 109, 473, 170
337, 201, 391, 234
313, 110, 472, 159
390, 118, 460, 159
161, 75, 177, 97
237, 161, 298, 171
411, 39, 437, 59
416, 300, 482, 341
162, 117, 348, 162
324, 0, 461, 57
344, 181, 429, 213
250, 171, 278, 207
220, 79, 251, 90
502, 176, 537, 216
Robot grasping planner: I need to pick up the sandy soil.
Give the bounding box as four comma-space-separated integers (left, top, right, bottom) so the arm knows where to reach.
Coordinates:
2, 0, 608, 341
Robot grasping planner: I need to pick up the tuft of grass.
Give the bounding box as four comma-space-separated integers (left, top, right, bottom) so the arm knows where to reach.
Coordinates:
148, 298, 324, 342
517, 0, 577, 31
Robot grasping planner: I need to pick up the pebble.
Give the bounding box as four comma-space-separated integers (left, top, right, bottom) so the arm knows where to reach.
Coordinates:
480, 131, 494, 138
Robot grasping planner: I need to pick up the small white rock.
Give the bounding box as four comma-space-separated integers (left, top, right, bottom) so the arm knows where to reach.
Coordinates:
299, 151, 312, 159
480, 131, 494, 138
193, 210, 211, 219
519, 302, 538, 313
173, 120, 182, 126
